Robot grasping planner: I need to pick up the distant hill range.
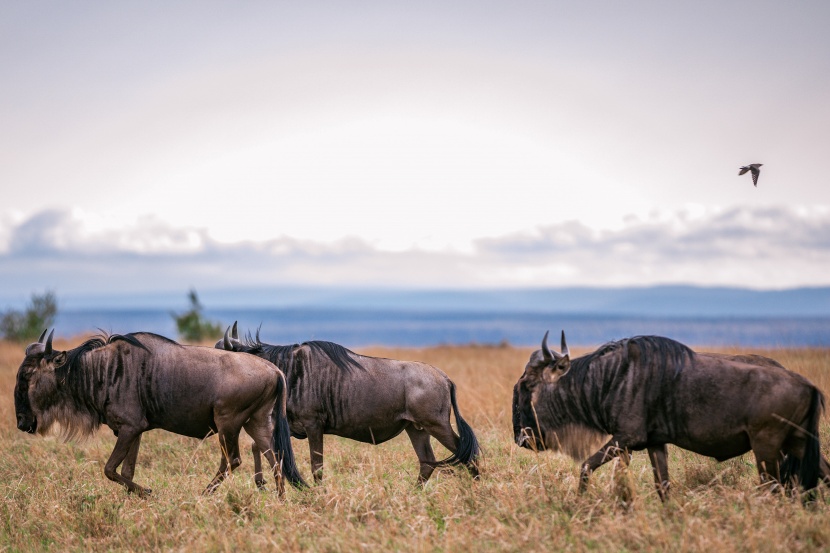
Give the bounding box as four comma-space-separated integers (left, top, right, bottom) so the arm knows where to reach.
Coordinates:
53, 285, 830, 318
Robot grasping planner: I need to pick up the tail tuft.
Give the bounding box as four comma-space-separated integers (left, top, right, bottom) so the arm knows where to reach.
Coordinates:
781, 387, 824, 493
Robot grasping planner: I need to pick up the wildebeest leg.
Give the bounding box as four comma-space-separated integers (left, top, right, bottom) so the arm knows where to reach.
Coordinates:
204, 430, 242, 494
307, 425, 325, 484
752, 445, 782, 492
120, 434, 143, 481
579, 436, 630, 494
821, 455, 830, 486
424, 421, 480, 478
647, 444, 670, 501
104, 428, 151, 496
251, 442, 266, 489
405, 426, 437, 484
244, 419, 285, 498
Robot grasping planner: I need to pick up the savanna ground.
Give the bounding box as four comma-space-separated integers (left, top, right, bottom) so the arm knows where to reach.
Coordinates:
1, 337, 829, 552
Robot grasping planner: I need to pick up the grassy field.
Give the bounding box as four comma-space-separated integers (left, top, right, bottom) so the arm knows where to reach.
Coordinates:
1, 337, 829, 552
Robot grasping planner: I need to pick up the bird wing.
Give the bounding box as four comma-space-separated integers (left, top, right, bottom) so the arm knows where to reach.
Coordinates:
751, 167, 760, 186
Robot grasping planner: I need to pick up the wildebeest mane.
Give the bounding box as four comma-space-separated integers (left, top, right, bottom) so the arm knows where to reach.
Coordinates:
61, 332, 151, 375
242, 331, 364, 372
556, 335, 695, 431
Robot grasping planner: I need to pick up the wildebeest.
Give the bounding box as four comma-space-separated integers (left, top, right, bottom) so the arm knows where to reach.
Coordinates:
216, 323, 480, 485
14, 330, 306, 496
513, 331, 829, 500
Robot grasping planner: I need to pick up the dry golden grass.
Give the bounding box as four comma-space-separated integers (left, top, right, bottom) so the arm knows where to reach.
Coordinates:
1, 338, 829, 552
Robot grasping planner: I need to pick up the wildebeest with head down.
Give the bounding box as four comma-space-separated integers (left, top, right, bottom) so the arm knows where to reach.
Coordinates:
513, 331, 829, 500
14, 330, 306, 496
217, 323, 480, 484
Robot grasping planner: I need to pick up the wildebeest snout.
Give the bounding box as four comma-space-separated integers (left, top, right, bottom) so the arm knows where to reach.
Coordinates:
17, 413, 36, 433
515, 427, 538, 449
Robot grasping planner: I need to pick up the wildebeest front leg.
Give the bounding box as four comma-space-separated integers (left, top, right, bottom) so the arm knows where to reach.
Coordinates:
405, 426, 437, 484
647, 444, 670, 501
104, 428, 151, 496
120, 434, 143, 481
579, 436, 631, 494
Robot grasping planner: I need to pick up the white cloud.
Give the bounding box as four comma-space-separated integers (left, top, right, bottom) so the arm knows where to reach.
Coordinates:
2, 206, 829, 302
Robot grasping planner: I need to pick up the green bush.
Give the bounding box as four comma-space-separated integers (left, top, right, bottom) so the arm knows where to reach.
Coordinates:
1, 291, 58, 342
172, 289, 222, 343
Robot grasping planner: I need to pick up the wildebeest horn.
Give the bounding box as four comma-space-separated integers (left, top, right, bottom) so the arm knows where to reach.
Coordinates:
223, 326, 233, 351
231, 321, 239, 340
44, 329, 55, 355
38, 328, 48, 343
561, 330, 569, 357
541, 330, 553, 361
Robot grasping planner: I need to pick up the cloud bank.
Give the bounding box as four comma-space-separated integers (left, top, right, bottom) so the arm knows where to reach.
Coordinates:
2, 206, 829, 304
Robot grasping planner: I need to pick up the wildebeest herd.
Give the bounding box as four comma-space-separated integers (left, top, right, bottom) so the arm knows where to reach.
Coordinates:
12, 323, 830, 502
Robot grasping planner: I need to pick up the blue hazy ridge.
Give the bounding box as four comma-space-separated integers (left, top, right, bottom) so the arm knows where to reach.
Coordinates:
53, 308, 830, 348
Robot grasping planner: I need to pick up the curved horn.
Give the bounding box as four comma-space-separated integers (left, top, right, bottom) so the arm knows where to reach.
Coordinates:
560, 330, 569, 357
38, 328, 48, 343
231, 320, 239, 340
44, 329, 55, 355
541, 330, 553, 361
223, 326, 233, 351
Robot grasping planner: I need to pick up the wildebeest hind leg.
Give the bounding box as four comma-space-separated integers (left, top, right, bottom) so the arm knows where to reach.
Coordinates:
244, 419, 285, 498
250, 442, 266, 489
405, 426, 437, 484
579, 436, 631, 494
647, 444, 670, 501
104, 428, 151, 496
752, 446, 782, 492
204, 431, 242, 494
821, 455, 830, 487
306, 425, 325, 484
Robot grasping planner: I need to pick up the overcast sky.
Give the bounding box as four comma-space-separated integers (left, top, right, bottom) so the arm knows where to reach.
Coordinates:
2, 2, 830, 304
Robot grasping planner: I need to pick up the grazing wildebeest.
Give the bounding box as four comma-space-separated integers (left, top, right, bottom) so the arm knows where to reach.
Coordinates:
216, 323, 480, 485
513, 331, 829, 500
14, 330, 306, 496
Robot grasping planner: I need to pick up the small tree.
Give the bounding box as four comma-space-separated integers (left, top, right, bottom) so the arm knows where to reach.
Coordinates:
172, 289, 222, 343
1, 291, 58, 342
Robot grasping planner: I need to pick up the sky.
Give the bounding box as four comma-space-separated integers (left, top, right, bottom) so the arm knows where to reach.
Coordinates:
2, 1, 830, 306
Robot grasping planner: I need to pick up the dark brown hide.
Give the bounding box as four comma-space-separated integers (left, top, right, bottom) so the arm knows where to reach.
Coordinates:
513, 332, 828, 501
14, 331, 305, 496
217, 324, 480, 485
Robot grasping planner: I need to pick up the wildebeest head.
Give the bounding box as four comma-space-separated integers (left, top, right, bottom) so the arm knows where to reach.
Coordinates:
215, 321, 245, 352
14, 329, 67, 434
512, 330, 570, 451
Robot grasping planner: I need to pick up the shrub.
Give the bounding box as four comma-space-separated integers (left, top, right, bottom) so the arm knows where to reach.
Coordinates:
172, 289, 222, 343
0, 291, 58, 342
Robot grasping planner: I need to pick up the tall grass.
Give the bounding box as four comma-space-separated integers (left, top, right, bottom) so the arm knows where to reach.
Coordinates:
1, 338, 828, 552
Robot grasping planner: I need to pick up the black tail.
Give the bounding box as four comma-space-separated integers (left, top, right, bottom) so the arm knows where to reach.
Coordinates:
435, 381, 481, 472
272, 373, 307, 489
780, 387, 825, 491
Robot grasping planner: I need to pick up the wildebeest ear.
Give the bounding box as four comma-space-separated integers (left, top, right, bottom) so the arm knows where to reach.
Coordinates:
45, 350, 67, 369
543, 354, 571, 383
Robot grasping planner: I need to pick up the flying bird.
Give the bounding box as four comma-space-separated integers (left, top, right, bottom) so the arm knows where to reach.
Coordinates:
738, 163, 763, 186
